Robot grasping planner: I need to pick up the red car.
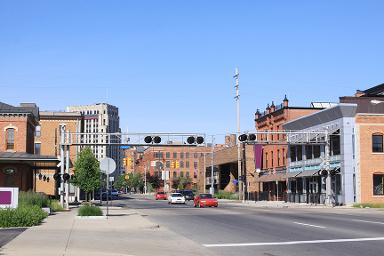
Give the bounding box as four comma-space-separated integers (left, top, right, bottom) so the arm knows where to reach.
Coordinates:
155, 191, 167, 200
194, 193, 218, 208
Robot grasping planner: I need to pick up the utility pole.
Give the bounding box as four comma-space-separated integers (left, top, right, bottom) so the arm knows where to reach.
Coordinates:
144, 163, 148, 194
210, 136, 215, 195
234, 68, 243, 201
59, 125, 66, 207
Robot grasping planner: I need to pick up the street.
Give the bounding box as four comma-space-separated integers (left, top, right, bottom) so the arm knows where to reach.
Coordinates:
118, 194, 384, 256
0, 228, 26, 248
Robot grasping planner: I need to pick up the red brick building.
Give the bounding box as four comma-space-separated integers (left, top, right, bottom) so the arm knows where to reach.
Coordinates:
254, 96, 323, 200
0, 102, 58, 191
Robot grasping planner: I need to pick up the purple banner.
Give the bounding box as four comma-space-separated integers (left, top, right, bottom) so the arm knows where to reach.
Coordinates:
254, 144, 263, 170
0, 191, 12, 204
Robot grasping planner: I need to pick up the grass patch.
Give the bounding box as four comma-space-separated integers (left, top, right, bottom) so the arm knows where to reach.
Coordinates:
78, 204, 103, 216
0, 205, 48, 228
353, 203, 384, 208
214, 191, 239, 200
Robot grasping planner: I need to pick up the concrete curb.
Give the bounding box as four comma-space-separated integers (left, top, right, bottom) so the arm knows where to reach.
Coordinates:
75, 216, 108, 219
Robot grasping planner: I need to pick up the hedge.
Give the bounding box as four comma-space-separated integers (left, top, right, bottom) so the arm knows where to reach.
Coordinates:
78, 205, 103, 216
0, 205, 48, 228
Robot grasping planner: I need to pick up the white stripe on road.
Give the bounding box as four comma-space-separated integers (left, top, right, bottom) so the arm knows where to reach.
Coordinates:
351, 219, 384, 225
293, 222, 326, 229
203, 237, 384, 247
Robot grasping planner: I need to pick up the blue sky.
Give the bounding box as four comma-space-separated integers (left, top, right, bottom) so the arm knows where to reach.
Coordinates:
1, 1, 383, 137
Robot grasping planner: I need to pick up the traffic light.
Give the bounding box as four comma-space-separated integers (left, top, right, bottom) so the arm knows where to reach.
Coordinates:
53, 173, 61, 182
144, 136, 162, 144
171, 161, 175, 168
63, 173, 70, 182
175, 161, 180, 168
239, 134, 248, 142
186, 136, 204, 145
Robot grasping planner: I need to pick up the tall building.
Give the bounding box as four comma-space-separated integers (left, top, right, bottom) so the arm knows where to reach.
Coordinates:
66, 103, 121, 175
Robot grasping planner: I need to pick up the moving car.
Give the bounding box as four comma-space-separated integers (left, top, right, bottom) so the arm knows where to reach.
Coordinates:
194, 193, 218, 208
179, 190, 195, 201
168, 193, 186, 204
155, 191, 167, 200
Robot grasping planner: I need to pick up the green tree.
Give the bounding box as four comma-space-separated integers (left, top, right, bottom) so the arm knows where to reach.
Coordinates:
114, 174, 128, 191
72, 147, 101, 201
172, 177, 192, 190
126, 173, 144, 192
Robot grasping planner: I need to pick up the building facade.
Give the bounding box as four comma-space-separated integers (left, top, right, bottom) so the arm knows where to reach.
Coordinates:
0, 102, 58, 191
34, 111, 83, 198
254, 96, 323, 201
66, 103, 121, 176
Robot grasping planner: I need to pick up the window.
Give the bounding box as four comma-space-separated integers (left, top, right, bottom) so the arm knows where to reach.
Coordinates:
35, 143, 41, 155
330, 130, 340, 155
180, 152, 184, 159
166, 152, 170, 158
166, 161, 170, 168
305, 145, 313, 160
271, 151, 274, 167
372, 134, 383, 153
277, 149, 280, 166
173, 152, 177, 158
297, 146, 303, 161
186, 172, 190, 178
180, 161, 184, 168
180, 171, 184, 177
373, 174, 384, 195
313, 145, 321, 158
186, 161, 190, 168
194, 153, 198, 158
290, 146, 296, 162
194, 161, 198, 169
173, 171, 177, 178
35, 126, 41, 137
282, 148, 285, 165
186, 152, 189, 158
6, 128, 15, 150
265, 152, 268, 168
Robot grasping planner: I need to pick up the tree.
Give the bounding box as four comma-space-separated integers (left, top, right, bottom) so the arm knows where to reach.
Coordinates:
126, 173, 144, 192
72, 147, 101, 201
172, 176, 192, 190
114, 174, 128, 191
146, 174, 161, 190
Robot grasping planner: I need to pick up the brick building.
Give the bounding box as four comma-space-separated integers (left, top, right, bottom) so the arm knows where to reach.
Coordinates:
254, 96, 324, 200
0, 102, 58, 191
34, 111, 83, 197
135, 145, 211, 191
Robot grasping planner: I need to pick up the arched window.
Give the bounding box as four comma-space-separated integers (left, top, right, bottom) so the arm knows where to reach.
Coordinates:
6, 128, 15, 150
372, 134, 383, 152
173, 171, 177, 178
180, 171, 184, 177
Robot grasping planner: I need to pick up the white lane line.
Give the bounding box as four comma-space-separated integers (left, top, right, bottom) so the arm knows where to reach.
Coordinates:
203, 237, 384, 247
351, 219, 384, 225
293, 222, 326, 229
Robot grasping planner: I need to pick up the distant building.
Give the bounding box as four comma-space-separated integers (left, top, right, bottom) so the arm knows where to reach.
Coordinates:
0, 102, 58, 191
66, 103, 122, 175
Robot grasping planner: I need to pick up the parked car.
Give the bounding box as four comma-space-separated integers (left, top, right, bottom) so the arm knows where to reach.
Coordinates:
155, 191, 167, 200
194, 193, 218, 208
168, 193, 186, 204
179, 190, 195, 201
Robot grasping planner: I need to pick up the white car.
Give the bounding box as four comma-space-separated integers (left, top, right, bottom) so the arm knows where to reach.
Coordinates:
168, 193, 186, 204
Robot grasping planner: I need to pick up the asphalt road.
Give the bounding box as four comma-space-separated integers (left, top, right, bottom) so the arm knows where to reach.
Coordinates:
0, 228, 26, 248
116, 194, 384, 256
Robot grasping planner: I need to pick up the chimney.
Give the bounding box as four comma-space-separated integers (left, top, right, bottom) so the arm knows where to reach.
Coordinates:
270, 101, 276, 112
255, 109, 261, 120
266, 103, 271, 114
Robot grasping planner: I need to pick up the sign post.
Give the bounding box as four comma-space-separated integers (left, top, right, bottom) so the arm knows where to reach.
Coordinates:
99, 157, 116, 217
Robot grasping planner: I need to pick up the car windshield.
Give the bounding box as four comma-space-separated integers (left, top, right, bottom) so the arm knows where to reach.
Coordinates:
182, 191, 194, 195
157, 192, 165, 194
171, 193, 183, 197
200, 194, 213, 199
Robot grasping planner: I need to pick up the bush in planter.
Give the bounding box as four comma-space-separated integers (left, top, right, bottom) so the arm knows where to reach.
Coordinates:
0, 205, 48, 228
19, 191, 49, 208
78, 205, 103, 216
49, 200, 64, 212
214, 190, 239, 200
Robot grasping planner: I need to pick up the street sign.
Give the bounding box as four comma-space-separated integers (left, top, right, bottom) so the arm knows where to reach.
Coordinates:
100, 157, 116, 175
120, 145, 130, 149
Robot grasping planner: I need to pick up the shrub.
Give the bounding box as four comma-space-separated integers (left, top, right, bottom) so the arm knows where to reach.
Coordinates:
214, 191, 239, 200
49, 200, 64, 212
0, 205, 48, 228
353, 203, 384, 208
19, 191, 49, 208
78, 205, 103, 216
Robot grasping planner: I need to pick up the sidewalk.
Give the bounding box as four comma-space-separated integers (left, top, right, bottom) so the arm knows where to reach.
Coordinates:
0, 206, 215, 256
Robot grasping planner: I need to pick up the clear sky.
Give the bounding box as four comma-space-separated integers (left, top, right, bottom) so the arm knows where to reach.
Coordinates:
1, 1, 383, 137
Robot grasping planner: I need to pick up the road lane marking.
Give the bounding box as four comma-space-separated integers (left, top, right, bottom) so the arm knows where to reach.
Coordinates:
293, 222, 326, 229
351, 219, 384, 225
203, 237, 384, 247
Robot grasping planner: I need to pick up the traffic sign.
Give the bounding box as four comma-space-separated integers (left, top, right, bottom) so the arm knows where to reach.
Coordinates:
100, 157, 116, 175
